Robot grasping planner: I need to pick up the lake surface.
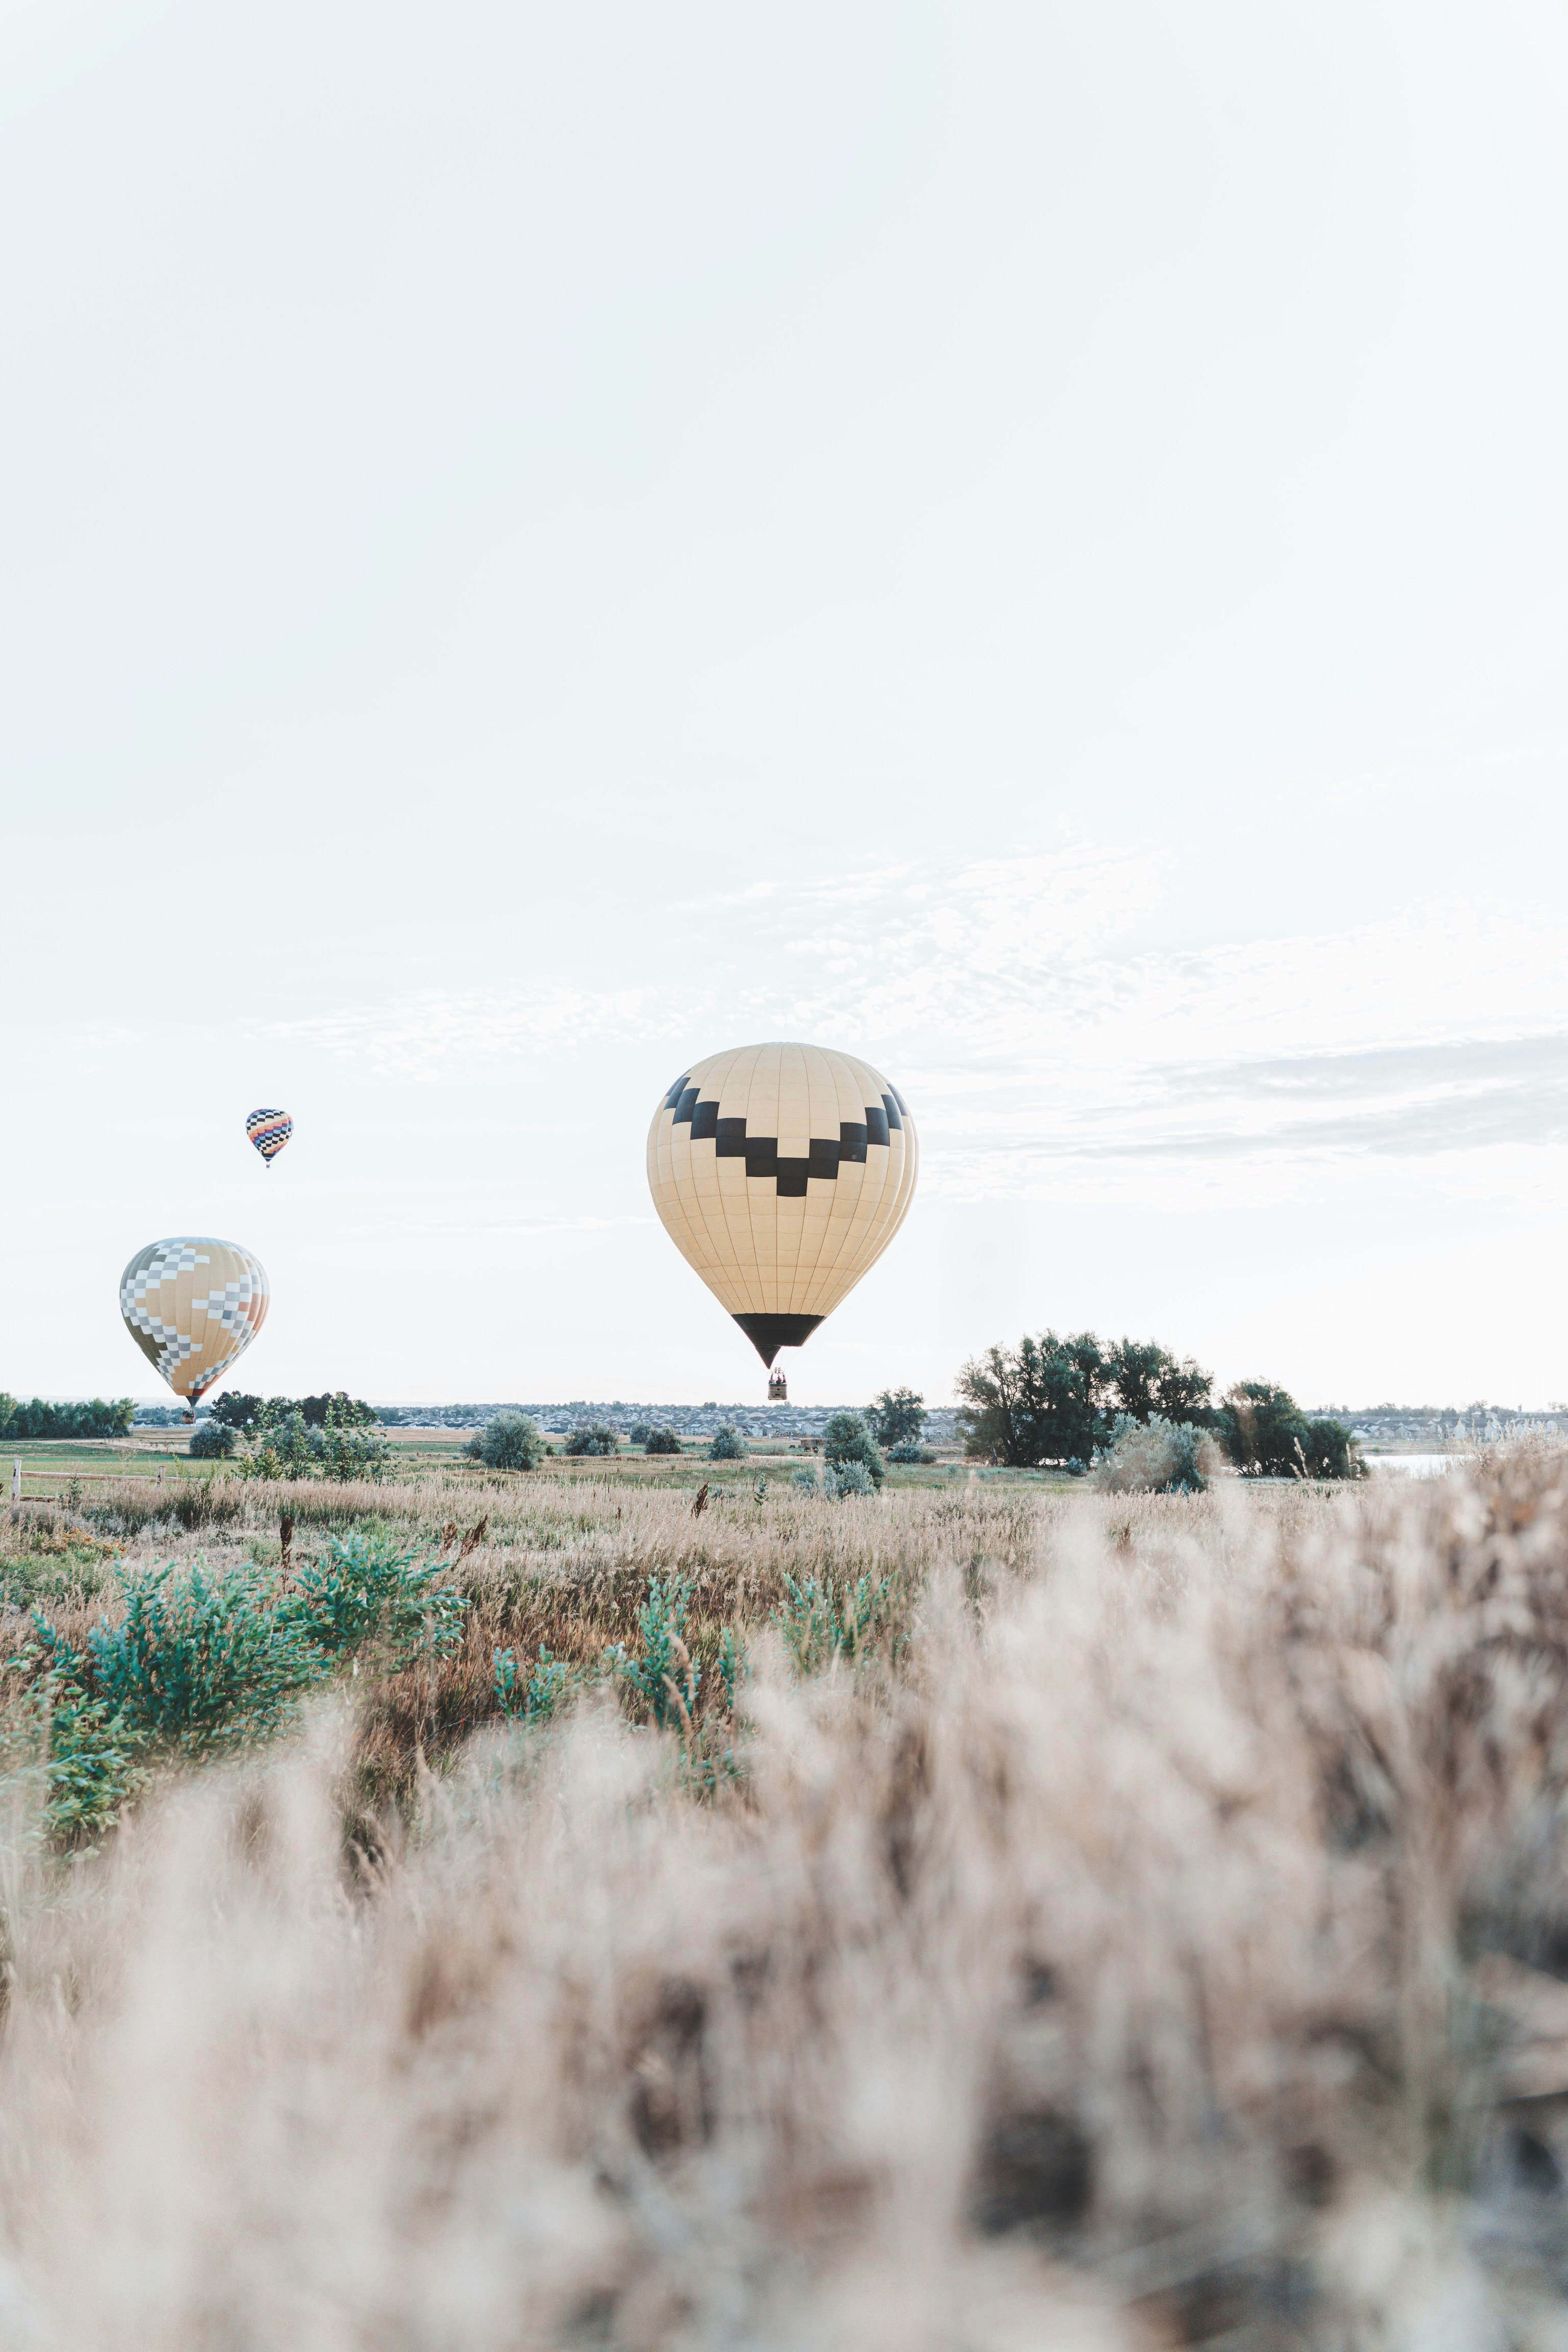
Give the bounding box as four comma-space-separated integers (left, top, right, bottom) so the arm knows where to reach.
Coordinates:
1363, 1453, 1472, 1478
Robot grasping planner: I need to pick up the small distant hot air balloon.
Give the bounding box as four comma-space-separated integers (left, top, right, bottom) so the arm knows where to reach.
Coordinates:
246, 1107, 292, 1167
120, 1237, 269, 1410
647, 1042, 918, 1377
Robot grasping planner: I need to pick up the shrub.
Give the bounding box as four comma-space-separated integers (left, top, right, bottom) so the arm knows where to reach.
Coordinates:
464, 1412, 545, 1471
284, 1531, 465, 1666
708, 1424, 747, 1461
320, 1416, 393, 1483
18, 1536, 470, 1839
564, 1423, 618, 1457
604, 1578, 698, 1728
773, 1571, 892, 1671
886, 1441, 935, 1464
188, 1423, 236, 1460
822, 1410, 884, 1487
790, 1468, 820, 1492
824, 1460, 877, 1500
493, 1645, 577, 1724
644, 1427, 682, 1455
81, 1561, 317, 1753
231, 1401, 391, 1482
1092, 1415, 1219, 1494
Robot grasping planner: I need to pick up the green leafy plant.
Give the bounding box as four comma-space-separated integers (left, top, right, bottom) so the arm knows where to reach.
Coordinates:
84, 1561, 317, 1752
643, 1427, 682, 1455
13, 1535, 468, 1844
605, 1577, 698, 1729
283, 1531, 465, 1667
493, 1645, 576, 1723
188, 1422, 236, 1459
772, 1572, 891, 1674
707, 1425, 747, 1461
3, 1632, 144, 1845
717, 1625, 746, 1712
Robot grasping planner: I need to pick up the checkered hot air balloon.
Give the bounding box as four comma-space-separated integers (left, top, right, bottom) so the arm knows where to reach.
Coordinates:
246, 1107, 292, 1167
120, 1237, 270, 1405
647, 1042, 918, 1374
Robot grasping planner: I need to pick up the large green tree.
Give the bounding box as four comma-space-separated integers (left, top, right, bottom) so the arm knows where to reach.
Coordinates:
1215, 1383, 1358, 1477
868, 1387, 927, 1449
955, 1333, 1112, 1466
1102, 1339, 1213, 1425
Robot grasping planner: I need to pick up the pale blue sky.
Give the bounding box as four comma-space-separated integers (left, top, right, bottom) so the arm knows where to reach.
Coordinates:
7, 1, 1568, 1407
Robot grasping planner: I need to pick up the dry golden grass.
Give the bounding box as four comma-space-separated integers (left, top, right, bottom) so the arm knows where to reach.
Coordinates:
3, 1457, 1568, 2344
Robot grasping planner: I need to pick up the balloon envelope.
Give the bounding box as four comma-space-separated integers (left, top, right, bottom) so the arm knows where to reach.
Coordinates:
646, 1042, 918, 1365
120, 1237, 270, 1402
246, 1107, 292, 1165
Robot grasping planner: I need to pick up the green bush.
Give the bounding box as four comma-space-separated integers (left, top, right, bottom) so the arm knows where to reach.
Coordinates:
773, 1572, 891, 1672
83, 1561, 316, 1753
319, 1417, 393, 1483
493, 1645, 576, 1723
1092, 1415, 1219, 1494
886, 1441, 935, 1465
604, 1578, 698, 1728
708, 1425, 747, 1461
464, 1412, 544, 1471
822, 1411, 884, 1487
644, 1427, 682, 1455
564, 1423, 618, 1457
283, 1530, 466, 1667
824, 1460, 877, 1499
188, 1422, 235, 1459
233, 1401, 391, 1483
17, 1535, 468, 1841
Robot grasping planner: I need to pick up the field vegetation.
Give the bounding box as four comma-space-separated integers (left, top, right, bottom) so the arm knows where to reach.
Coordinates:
0, 1448, 1564, 2343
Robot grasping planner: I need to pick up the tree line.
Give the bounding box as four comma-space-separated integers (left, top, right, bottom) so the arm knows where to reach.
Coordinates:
0, 1396, 135, 1441
954, 1333, 1357, 1476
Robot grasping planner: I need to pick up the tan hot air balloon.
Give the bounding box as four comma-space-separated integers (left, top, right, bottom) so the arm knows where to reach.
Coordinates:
646, 1042, 918, 1371
119, 1237, 270, 1406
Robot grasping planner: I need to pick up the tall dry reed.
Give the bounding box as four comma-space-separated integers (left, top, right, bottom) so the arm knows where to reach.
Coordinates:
1, 1459, 1567, 2345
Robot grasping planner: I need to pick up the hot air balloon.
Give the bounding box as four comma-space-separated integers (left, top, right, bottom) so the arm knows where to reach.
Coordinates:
647, 1042, 918, 1376
246, 1107, 292, 1167
120, 1237, 269, 1410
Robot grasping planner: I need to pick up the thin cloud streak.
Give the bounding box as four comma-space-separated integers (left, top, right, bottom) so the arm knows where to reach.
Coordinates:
243, 851, 1567, 1209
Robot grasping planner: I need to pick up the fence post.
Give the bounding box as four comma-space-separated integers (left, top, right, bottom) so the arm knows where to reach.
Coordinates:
10, 1460, 18, 1502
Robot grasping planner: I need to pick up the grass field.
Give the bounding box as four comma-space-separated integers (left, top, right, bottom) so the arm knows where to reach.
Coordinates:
2, 1429, 1052, 1499
1, 1448, 1563, 2345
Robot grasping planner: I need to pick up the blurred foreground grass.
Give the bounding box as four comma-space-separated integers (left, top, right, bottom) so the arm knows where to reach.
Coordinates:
1, 1452, 1566, 2345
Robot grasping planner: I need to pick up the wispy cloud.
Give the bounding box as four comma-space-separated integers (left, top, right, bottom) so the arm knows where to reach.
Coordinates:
244, 850, 1568, 1206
